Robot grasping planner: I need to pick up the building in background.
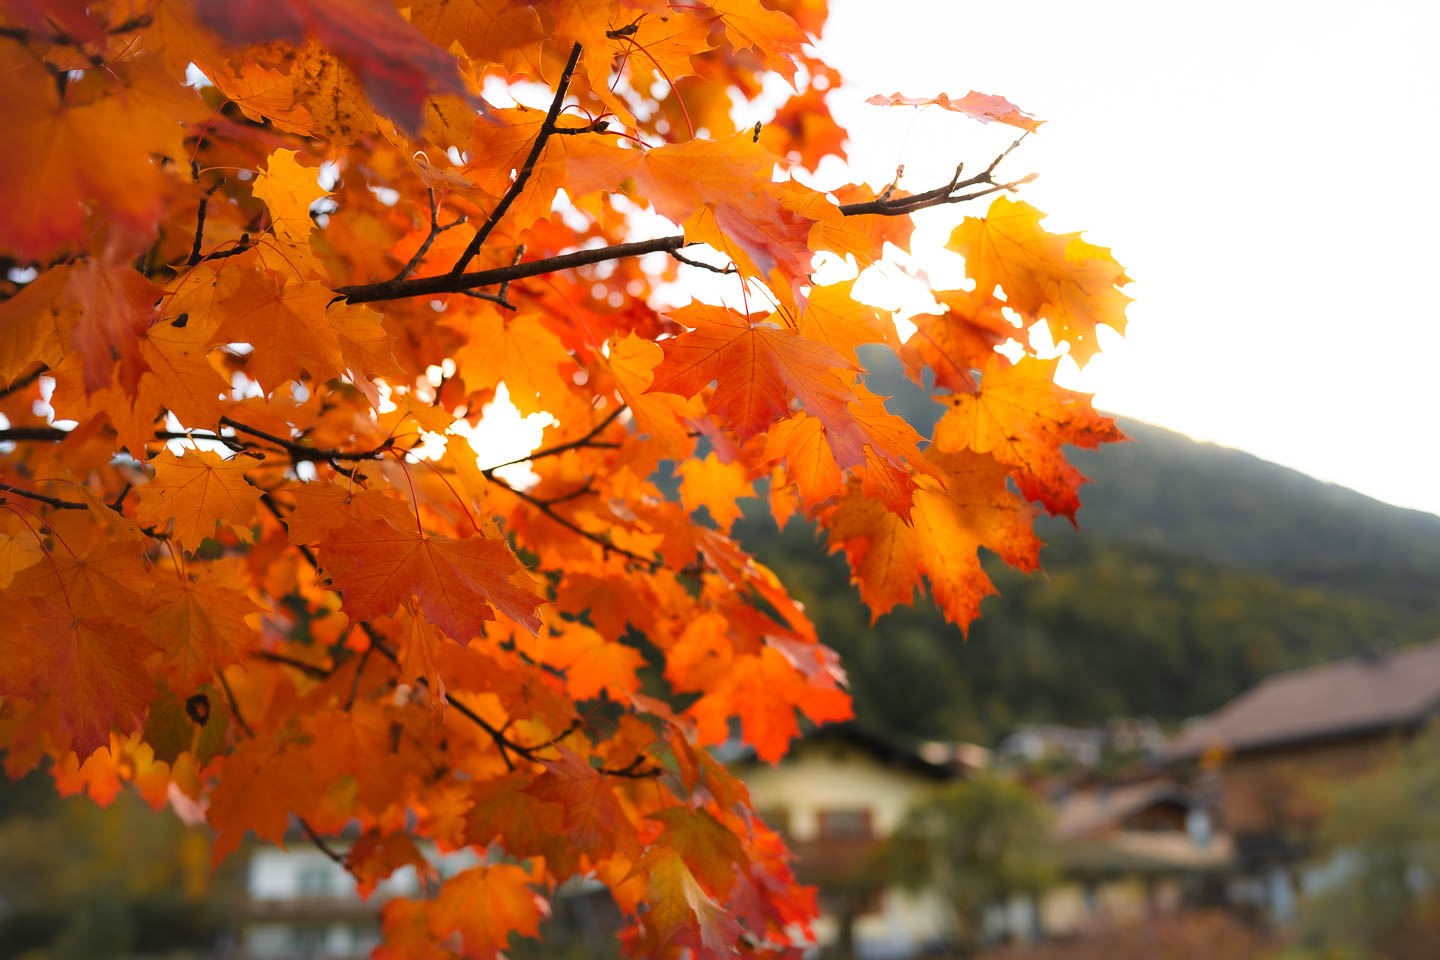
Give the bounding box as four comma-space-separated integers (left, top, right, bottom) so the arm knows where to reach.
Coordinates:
1041, 776, 1231, 935
237, 842, 478, 959
736, 724, 975, 958
1164, 640, 1440, 926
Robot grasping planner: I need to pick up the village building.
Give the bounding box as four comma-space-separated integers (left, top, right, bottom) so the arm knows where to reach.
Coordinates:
1163, 640, 1440, 925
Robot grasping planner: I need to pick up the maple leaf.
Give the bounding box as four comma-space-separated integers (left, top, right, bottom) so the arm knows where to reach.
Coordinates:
253, 148, 329, 252
933, 356, 1126, 518
526, 748, 640, 867
416, 863, 546, 959
651, 303, 858, 443
0, 5, 1132, 953
826, 447, 1042, 630
0, 264, 69, 388
649, 806, 749, 898
707, 0, 809, 84
901, 288, 1016, 394
763, 414, 842, 511
689, 646, 851, 763
678, 452, 756, 534
0, 604, 156, 758
348, 830, 438, 899
147, 562, 263, 691
948, 196, 1132, 365
135, 449, 262, 550
208, 739, 315, 865
318, 507, 543, 640
0, 55, 190, 260
799, 279, 901, 364
65, 260, 160, 394
524, 621, 645, 702
640, 847, 744, 957
137, 308, 234, 428
213, 271, 348, 391
193, 0, 470, 134
449, 310, 573, 416
866, 90, 1043, 132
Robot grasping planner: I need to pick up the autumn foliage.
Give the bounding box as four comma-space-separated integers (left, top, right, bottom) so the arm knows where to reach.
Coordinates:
0, 0, 1130, 956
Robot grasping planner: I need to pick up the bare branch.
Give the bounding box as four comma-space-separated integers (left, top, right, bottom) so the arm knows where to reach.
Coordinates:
487, 472, 659, 568
836, 134, 1034, 217
450, 43, 583, 275
0, 365, 48, 401
669, 249, 736, 275
482, 404, 626, 475
391, 189, 465, 283
0, 480, 87, 511
337, 234, 688, 305
335, 140, 1031, 307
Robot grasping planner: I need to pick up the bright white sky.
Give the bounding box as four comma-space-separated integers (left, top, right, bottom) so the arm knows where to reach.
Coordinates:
815, 0, 1440, 515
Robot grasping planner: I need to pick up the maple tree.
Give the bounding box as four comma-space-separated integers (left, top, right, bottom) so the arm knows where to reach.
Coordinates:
0, 0, 1130, 956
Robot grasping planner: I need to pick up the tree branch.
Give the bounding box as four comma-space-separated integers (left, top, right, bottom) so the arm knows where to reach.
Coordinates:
668, 249, 736, 275
449, 42, 583, 275
482, 404, 626, 476
335, 141, 1029, 307
836, 134, 1034, 217
391, 189, 464, 283
0, 365, 48, 401
337, 235, 688, 305
0, 480, 87, 510
487, 472, 658, 568
219, 417, 396, 463
0, 426, 69, 443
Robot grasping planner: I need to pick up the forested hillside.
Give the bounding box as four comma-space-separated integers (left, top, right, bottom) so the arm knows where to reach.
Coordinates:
734, 353, 1440, 745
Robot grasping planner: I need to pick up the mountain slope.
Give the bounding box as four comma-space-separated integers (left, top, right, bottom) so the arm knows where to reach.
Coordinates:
733, 352, 1440, 745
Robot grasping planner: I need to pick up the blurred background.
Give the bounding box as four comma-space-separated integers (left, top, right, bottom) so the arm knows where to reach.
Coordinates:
4, 0, 1438, 958
7, 356, 1440, 959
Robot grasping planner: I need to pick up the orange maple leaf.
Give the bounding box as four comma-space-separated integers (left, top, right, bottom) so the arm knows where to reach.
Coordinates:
933, 356, 1126, 518
318, 507, 543, 640
948, 197, 1131, 365
866, 90, 1043, 132
135, 449, 262, 550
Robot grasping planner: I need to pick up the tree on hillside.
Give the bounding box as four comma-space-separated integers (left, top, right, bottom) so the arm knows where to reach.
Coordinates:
1295, 726, 1440, 956
0, 0, 1130, 954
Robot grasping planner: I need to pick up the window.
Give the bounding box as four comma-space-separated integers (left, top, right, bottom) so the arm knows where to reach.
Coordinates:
817, 808, 872, 842
297, 865, 335, 897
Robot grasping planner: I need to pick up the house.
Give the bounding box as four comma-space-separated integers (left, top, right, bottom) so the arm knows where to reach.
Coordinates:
1038, 776, 1232, 936
735, 723, 975, 958
237, 841, 479, 959
1163, 640, 1440, 924
998, 719, 1166, 769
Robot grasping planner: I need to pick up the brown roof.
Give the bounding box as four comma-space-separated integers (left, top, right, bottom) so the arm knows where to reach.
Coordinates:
1165, 641, 1440, 760
1051, 779, 1185, 841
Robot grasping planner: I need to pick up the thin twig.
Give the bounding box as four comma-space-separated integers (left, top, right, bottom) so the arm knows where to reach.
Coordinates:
217, 672, 255, 738
252, 650, 331, 679
450, 43, 583, 275
459, 245, 525, 309
219, 417, 395, 463
298, 817, 350, 868
668, 250, 736, 275
345, 645, 372, 710
187, 178, 226, 267
482, 404, 626, 475
0, 365, 49, 401
0, 426, 69, 443
486, 472, 657, 568
0, 480, 87, 510
339, 235, 688, 305
391, 189, 464, 283
336, 143, 1029, 307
